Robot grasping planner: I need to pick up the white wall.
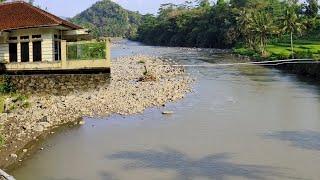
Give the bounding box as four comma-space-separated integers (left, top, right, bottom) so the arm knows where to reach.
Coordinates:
0, 43, 9, 63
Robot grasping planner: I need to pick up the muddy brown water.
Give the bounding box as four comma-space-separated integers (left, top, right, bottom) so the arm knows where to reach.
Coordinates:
9, 41, 320, 180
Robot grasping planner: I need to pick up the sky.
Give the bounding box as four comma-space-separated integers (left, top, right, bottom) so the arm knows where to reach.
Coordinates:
33, 0, 187, 18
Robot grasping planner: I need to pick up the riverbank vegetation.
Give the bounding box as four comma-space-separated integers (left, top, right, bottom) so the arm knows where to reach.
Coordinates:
134, 0, 320, 60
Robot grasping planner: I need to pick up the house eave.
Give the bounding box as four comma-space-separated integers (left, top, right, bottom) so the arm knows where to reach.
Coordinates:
1, 24, 73, 32
63, 29, 90, 36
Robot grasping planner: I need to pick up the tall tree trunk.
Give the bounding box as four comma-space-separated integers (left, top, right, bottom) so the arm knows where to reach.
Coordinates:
291, 32, 294, 59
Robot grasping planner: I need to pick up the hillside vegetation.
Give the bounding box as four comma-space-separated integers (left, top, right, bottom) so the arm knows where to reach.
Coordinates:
135, 0, 320, 60
71, 0, 142, 38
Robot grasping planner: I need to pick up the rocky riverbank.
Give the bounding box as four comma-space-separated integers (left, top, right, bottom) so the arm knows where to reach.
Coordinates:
0, 55, 193, 169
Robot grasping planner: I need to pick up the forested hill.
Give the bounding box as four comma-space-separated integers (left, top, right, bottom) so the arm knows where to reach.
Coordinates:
71, 0, 142, 38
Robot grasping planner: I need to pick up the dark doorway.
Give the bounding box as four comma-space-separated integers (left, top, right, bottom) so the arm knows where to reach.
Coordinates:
21, 42, 29, 62
9, 43, 17, 62
33, 41, 42, 62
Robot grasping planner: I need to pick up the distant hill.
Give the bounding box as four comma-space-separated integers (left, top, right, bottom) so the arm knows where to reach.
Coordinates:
71, 0, 142, 38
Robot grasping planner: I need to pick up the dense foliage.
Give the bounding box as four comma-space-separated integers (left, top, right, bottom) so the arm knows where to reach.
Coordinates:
67, 42, 106, 60
71, 0, 142, 38
135, 0, 320, 56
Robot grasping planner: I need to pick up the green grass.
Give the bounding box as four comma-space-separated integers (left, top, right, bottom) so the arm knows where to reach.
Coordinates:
234, 40, 320, 60
0, 134, 4, 146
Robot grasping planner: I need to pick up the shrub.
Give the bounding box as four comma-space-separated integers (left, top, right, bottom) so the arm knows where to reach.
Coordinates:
0, 75, 16, 94
0, 134, 4, 146
67, 42, 106, 60
138, 60, 145, 64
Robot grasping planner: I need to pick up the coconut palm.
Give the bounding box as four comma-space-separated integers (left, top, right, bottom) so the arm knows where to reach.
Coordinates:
236, 8, 255, 48
250, 11, 278, 56
281, 5, 306, 58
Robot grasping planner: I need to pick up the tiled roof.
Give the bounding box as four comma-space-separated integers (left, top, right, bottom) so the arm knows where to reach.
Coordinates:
0, 1, 82, 31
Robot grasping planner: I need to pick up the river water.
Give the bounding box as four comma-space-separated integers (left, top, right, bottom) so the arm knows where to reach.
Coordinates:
10, 41, 320, 180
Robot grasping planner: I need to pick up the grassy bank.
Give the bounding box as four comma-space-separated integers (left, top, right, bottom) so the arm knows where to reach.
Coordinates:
234, 40, 320, 61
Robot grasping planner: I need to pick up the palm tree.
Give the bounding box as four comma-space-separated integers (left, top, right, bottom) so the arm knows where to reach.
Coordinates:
236, 8, 255, 48
251, 11, 278, 57
281, 5, 306, 58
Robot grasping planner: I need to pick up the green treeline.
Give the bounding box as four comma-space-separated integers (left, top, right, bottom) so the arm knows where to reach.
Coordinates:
135, 0, 320, 54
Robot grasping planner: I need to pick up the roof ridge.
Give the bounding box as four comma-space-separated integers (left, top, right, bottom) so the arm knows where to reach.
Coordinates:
22, 2, 64, 24
0, 1, 82, 31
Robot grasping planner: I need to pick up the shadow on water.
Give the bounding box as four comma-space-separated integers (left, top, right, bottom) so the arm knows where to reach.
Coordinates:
108, 149, 301, 180
265, 131, 320, 151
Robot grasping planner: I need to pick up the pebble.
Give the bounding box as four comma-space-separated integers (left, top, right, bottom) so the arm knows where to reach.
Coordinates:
10, 154, 18, 159
33, 125, 44, 132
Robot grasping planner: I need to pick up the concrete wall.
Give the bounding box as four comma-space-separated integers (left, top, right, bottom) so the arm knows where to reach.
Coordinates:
276, 62, 320, 79
0, 43, 9, 63
5, 61, 61, 70
0, 74, 110, 95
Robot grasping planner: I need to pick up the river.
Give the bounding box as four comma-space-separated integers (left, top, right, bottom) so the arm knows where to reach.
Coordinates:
10, 41, 320, 180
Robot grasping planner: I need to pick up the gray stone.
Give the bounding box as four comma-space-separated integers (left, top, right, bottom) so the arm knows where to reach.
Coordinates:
10, 154, 18, 159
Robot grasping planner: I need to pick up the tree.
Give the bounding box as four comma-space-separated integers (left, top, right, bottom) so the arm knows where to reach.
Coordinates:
236, 9, 255, 48
251, 11, 278, 56
29, 0, 35, 5
281, 4, 306, 58
305, 0, 318, 18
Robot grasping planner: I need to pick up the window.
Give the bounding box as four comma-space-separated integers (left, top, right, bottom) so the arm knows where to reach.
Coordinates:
20, 36, 29, 40
33, 41, 42, 62
32, 35, 41, 39
9, 37, 17, 40
9, 43, 17, 62
54, 34, 62, 39
21, 42, 29, 62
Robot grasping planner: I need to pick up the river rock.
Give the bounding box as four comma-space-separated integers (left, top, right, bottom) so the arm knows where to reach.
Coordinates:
10, 153, 18, 159
78, 120, 85, 125
162, 111, 174, 115
33, 124, 44, 132
38, 122, 51, 128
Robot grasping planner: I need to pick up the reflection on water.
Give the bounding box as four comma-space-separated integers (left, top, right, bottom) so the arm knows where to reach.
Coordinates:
109, 150, 287, 180
265, 131, 320, 151
10, 40, 320, 180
